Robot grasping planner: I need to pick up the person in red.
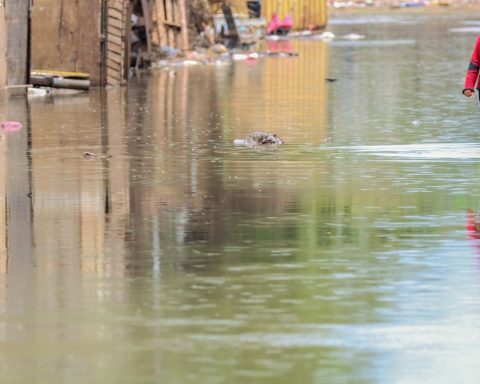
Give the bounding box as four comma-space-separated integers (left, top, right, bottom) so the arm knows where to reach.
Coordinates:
463, 35, 480, 98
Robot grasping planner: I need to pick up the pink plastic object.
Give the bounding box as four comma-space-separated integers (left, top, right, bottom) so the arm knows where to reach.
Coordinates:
1, 121, 22, 131
266, 14, 293, 35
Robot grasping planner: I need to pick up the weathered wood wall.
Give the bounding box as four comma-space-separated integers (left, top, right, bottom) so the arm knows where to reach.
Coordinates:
5, 0, 29, 86
31, 0, 102, 85
0, 3, 7, 88
262, 0, 328, 30
105, 0, 130, 86
152, 0, 188, 50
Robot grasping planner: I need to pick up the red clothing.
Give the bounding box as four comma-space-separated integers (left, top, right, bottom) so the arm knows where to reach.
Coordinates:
464, 35, 480, 91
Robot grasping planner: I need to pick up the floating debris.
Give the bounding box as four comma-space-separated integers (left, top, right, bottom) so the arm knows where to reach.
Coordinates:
264, 51, 299, 58
342, 33, 366, 40
1, 121, 22, 131
234, 131, 284, 146
311, 31, 335, 40
28, 87, 49, 97
82, 152, 97, 159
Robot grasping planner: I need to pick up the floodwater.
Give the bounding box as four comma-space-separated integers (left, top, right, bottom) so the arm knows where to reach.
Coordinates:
2, 10, 480, 384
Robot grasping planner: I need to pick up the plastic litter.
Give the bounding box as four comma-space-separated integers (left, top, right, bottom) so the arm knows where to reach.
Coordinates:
1, 121, 22, 131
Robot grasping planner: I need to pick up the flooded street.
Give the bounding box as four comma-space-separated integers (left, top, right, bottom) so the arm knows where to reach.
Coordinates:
3, 10, 480, 383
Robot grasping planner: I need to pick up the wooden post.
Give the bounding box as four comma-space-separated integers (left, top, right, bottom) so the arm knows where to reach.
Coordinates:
165, 0, 174, 46
104, 0, 129, 86
178, 0, 188, 51
140, 0, 152, 55
153, 0, 167, 47
0, 3, 7, 88
5, 0, 30, 87
222, 2, 239, 48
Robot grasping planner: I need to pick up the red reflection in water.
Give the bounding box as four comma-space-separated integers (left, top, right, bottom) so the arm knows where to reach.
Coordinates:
266, 40, 293, 53
466, 209, 480, 239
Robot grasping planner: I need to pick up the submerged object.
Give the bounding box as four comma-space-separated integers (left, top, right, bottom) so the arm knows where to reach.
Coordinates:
234, 131, 284, 146
82, 152, 97, 159
1, 121, 22, 131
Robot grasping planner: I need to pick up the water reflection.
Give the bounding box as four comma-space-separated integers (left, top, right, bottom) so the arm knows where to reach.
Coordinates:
1, 10, 480, 384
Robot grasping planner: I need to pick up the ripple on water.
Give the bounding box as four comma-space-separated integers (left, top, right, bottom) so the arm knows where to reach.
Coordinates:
331, 39, 416, 47
324, 143, 480, 161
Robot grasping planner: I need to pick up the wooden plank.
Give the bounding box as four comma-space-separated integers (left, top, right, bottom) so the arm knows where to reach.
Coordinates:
107, 54, 123, 66
178, 0, 188, 50
107, 74, 121, 84
164, 20, 181, 28
154, 0, 167, 46
140, 0, 152, 54
108, 25, 124, 37
105, 0, 128, 87
106, 65, 121, 76
0, 6, 7, 87
108, 43, 124, 55
107, 33, 123, 47
31, 0, 102, 85
31, 69, 90, 78
165, 0, 175, 46
108, 7, 123, 20
108, 17, 124, 30
109, 0, 124, 11
5, 0, 29, 85
123, 1, 131, 82
107, 50, 123, 61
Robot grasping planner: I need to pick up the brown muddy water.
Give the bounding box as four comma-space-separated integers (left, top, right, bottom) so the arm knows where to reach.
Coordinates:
2, 10, 480, 384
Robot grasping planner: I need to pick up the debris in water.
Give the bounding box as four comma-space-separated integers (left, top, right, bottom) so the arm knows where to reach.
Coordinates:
1, 121, 22, 131
342, 33, 366, 40
82, 152, 97, 159
234, 131, 284, 146
28, 87, 49, 97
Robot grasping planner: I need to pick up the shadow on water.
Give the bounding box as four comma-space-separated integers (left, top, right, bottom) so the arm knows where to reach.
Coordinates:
2, 10, 480, 384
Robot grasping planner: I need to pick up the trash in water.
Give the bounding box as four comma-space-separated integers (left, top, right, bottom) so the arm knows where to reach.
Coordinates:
234, 131, 284, 146
342, 33, 366, 40
82, 152, 97, 159
28, 87, 49, 97
1, 121, 22, 131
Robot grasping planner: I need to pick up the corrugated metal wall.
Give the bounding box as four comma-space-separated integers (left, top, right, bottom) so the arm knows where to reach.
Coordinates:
262, 0, 328, 30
